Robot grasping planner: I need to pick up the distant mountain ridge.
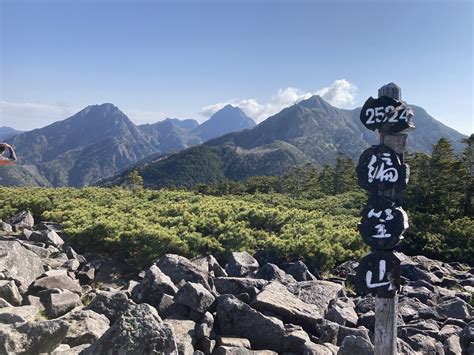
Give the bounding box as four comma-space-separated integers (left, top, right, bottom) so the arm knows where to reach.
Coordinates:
0, 126, 24, 140
105, 95, 467, 189
1, 104, 257, 187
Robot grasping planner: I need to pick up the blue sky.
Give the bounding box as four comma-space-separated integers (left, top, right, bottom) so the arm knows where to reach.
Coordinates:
1, 0, 472, 134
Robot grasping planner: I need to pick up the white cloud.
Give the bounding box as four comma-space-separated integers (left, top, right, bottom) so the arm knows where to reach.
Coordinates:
198, 79, 358, 122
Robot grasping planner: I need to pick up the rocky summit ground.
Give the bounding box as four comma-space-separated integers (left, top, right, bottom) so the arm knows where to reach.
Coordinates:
0, 210, 472, 355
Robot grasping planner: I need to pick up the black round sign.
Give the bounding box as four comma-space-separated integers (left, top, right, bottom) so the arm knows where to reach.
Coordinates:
360, 96, 415, 134
358, 197, 408, 250
354, 251, 401, 298
356, 145, 408, 191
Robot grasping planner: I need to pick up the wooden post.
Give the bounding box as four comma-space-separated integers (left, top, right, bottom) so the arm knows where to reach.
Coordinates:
374, 82, 403, 355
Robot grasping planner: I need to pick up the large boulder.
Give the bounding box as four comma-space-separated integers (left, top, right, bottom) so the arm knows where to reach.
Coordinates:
60, 308, 110, 347
166, 318, 197, 354
192, 255, 227, 277
0, 241, 44, 288
225, 252, 259, 277
0, 319, 69, 353
32, 274, 82, 294
44, 290, 82, 318
29, 230, 64, 248
6, 210, 34, 230
131, 264, 178, 307
214, 277, 267, 296
156, 254, 212, 291
293, 280, 344, 316
216, 295, 286, 352
0, 280, 22, 306
337, 335, 374, 355
253, 263, 297, 286
174, 282, 215, 314
281, 260, 317, 282
0, 305, 39, 323
85, 290, 135, 323
252, 282, 322, 329
435, 298, 472, 320
82, 303, 177, 354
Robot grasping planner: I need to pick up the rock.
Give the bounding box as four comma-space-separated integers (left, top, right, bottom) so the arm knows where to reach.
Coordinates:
214, 277, 267, 295
0, 298, 12, 308
336, 326, 371, 346
444, 335, 462, 355
85, 290, 135, 323
167, 317, 197, 354
65, 246, 87, 264
294, 280, 344, 316
131, 264, 178, 307
438, 324, 463, 342
216, 294, 286, 352
60, 308, 109, 346
252, 281, 323, 329
32, 274, 82, 294
213, 347, 254, 355
29, 230, 64, 247
192, 255, 228, 277
254, 263, 297, 285
0, 241, 44, 287
0, 319, 69, 353
436, 297, 472, 320
226, 252, 259, 277
357, 311, 375, 331
303, 342, 333, 354
44, 290, 81, 318
0, 220, 12, 233
281, 260, 317, 281
156, 254, 212, 291
460, 320, 474, 351
93, 257, 138, 289
396, 338, 417, 355
21, 241, 52, 259
6, 210, 34, 230
217, 337, 251, 349
196, 312, 214, 339
337, 335, 374, 355
82, 303, 177, 354
398, 297, 430, 322
402, 333, 444, 354
401, 285, 432, 304
325, 300, 358, 327
64, 259, 81, 271
314, 319, 340, 344
174, 282, 216, 314
77, 266, 95, 283
27, 295, 45, 311
401, 264, 442, 284
0, 280, 22, 306
199, 336, 216, 354
0, 305, 39, 323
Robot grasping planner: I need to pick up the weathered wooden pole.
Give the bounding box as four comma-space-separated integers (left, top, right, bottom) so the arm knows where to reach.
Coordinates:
355, 82, 415, 355
374, 83, 401, 355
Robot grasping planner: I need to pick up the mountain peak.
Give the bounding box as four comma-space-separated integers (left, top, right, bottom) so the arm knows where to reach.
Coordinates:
298, 95, 330, 109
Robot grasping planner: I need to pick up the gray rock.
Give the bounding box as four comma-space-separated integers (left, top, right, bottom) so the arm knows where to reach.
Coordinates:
325, 304, 358, 327
21, 241, 52, 259
65, 246, 87, 264
132, 264, 178, 307
0, 298, 12, 308
213, 347, 254, 355
157, 254, 212, 291
436, 297, 472, 320
398, 297, 430, 322
314, 319, 340, 345
32, 274, 82, 294
27, 295, 45, 311
85, 290, 135, 323
196, 312, 214, 339
60, 308, 110, 347
6, 210, 34, 230
174, 282, 215, 314
294, 280, 344, 316
0, 220, 12, 233
82, 303, 177, 354
438, 324, 463, 342
192, 255, 227, 277
0, 319, 69, 353
167, 318, 197, 355
0, 305, 39, 323
303, 342, 333, 354
0, 241, 44, 287
402, 333, 444, 354
226, 252, 259, 277
254, 263, 297, 285
44, 290, 81, 318
396, 338, 417, 355
217, 337, 251, 349
401, 264, 442, 284
252, 281, 323, 328
460, 320, 473, 352
215, 277, 267, 295
0, 280, 22, 306
444, 335, 462, 355
336, 326, 371, 346
337, 335, 374, 355
357, 311, 375, 331
281, 260, 317, 281
199, 336, 216, 354
29, 229, 64, 247
216, 294, 286, 352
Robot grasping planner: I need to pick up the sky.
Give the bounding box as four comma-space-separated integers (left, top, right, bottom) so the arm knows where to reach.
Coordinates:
0, 0, 472, 134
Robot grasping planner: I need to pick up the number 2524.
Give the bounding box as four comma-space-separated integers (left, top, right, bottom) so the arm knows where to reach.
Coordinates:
365, 106, 409, 124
